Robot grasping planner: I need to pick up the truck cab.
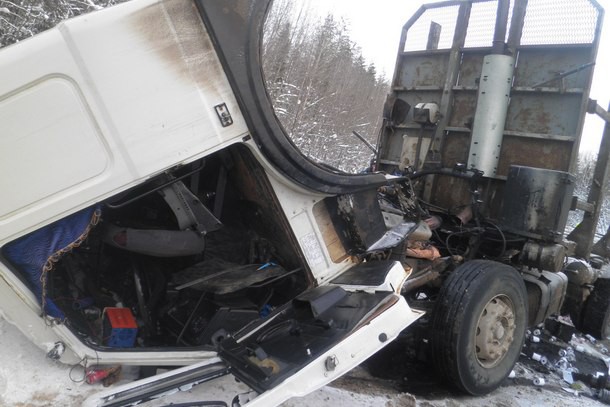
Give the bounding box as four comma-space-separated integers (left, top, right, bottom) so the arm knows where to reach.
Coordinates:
1, 0, 609, 405
0, 0, 426, 405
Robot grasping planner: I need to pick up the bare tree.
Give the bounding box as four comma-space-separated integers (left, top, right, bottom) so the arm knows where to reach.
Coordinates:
0, 0, 129, 48
262, 1, 389, 173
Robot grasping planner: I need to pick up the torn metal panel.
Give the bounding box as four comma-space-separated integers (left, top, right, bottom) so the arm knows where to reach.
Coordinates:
334, 190, 388, 252
367, 221, 418, 253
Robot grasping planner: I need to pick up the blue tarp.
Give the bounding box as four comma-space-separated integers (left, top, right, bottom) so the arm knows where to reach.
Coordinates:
3, 206, 101, 319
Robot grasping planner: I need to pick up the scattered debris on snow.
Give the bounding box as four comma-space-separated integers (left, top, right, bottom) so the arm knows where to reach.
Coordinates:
1, 314, 610, 407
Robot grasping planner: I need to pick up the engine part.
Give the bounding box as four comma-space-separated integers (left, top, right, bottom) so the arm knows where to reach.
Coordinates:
564, 260, 598, 287
520, 241, 567, 273
405, 241, 441, 260
500, 165, 575, 243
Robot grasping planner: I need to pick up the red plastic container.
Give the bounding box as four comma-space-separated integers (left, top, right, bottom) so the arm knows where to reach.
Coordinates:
103, 307, 138, 348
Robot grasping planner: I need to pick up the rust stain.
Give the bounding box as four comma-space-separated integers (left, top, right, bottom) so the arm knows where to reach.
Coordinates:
508, 98, 553, 134
430, 175, 471, 214
496, 137, 571, 176
404, 55, 448, 87
449, 93, 476, 127
458, 53, 484, 87
440, 132, 470, 167
514, 48, 591, 88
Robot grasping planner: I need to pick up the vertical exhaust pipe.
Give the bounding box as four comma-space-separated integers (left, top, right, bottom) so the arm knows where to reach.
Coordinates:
467, 0, 514, 177
492, 0, 510, 55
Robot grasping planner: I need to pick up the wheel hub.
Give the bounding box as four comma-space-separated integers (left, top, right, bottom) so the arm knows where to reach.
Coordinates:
475, 295, 516, 368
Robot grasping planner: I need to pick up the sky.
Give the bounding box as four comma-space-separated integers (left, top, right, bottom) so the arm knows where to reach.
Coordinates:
304, 0, 610, 155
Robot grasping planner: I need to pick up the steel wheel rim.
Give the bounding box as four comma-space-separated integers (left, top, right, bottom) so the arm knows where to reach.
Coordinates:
474, 294, 516, 368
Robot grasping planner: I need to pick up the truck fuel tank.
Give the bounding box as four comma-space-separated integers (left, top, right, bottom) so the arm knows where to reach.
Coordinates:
500, 165, 575, 243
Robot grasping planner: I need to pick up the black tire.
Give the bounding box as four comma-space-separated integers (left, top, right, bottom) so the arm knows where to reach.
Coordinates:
430, 260, 528, 395
580, 278, 610, 340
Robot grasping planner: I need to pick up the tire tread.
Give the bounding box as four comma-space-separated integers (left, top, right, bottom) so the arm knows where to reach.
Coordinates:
430, 260, 526, 394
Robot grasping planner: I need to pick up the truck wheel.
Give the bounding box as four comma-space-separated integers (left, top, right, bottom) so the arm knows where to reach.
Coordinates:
430, 260, 527, 395
580, 278, 610, 340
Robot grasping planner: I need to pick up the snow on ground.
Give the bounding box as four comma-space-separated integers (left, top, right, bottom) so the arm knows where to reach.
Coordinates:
0, 318, 98, 406
0, 316, 607, 407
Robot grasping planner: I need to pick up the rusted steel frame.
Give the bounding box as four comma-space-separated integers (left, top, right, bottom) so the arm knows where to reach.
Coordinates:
392, 0, 493, 88
568, 2, 604, 172
531, 62, 596, 88
573, 197, 595, 213
419, 3, 472, 202
564, 1, 605, 259
589, 99, 610, 124
427, 21, 442, 50
569, 102, 610, 258
423, 2, 472, 169
502, 130, 575, 142
445, 126, 577, 142
391, 9, 423, 88
506, 0, 528, 56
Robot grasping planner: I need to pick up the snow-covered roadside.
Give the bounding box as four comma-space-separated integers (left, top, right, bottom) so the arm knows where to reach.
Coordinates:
0, 317, 98, 406
0, 315, 395, 406
0, 315, 396, 407
0, 316, 607, 407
